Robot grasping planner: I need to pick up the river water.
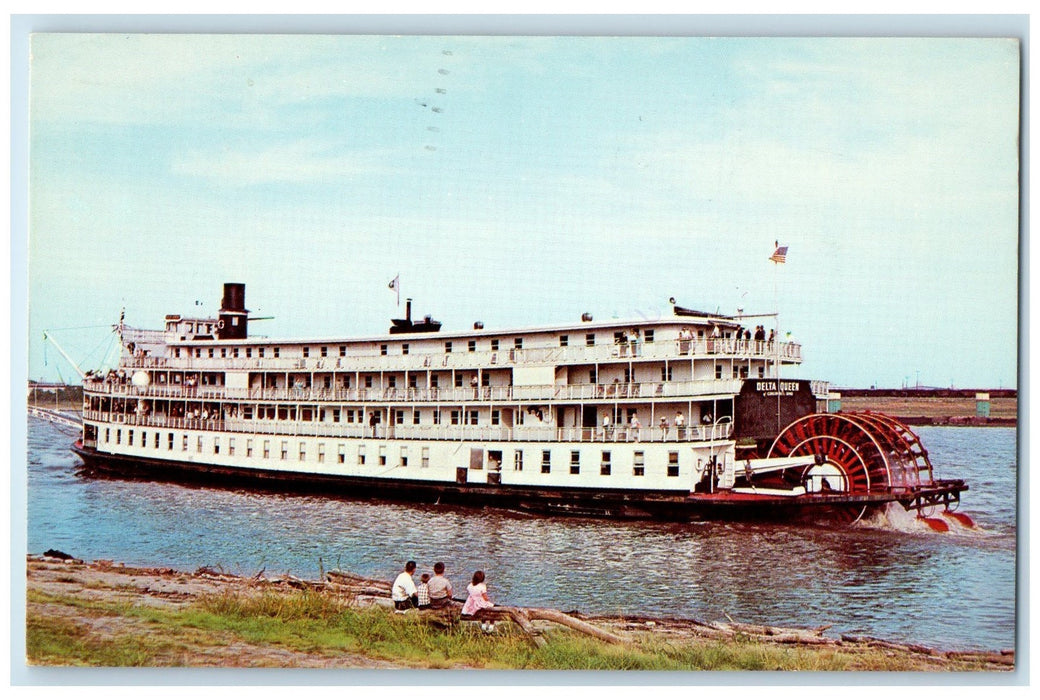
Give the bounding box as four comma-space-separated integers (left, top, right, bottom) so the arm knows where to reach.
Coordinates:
25, 418, 1017, 652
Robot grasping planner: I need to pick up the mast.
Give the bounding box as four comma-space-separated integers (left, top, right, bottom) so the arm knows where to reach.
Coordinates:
41, 330, 86, 380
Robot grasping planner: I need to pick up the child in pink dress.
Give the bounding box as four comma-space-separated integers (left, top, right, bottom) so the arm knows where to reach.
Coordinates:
461, 570, 494, 617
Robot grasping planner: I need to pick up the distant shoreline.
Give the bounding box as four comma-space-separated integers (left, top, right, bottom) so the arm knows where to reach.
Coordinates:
832, 388, 1017, 427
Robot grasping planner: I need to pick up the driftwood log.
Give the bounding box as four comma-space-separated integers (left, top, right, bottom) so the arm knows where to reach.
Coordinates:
325, 569, 624, 648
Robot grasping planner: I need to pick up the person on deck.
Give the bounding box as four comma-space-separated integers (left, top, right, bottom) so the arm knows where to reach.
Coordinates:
391, 560, 419, 611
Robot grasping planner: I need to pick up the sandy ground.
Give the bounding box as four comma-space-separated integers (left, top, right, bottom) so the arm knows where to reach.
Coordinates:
24, 555, 1015, 671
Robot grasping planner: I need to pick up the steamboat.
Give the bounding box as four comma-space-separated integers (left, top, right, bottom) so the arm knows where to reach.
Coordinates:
71, 283, 968, 524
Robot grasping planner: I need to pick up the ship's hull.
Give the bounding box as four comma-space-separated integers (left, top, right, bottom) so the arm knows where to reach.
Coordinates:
71, 442, 953, 524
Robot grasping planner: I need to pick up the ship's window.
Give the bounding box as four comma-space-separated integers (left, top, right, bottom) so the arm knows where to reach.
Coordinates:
388, 376, 397, 388
195, 348, 201, 358
468, 340, 476, 352
339, 346, 346, 357
698, 330, 704, 338
358, 445, 366, 465
168, 433, 174, 450
570, 450, 580, 475
182, 435, 188, 451
402, 343, 409, 355
343, 375, 351, 388
715, 364, 723, 380
128, 429, 133, 445
299, 442, 306, 461
400, 446, 408, 467
662, 365, 673, 381
365, 376, 373, 388
450, 410, 460, 425
586, 333, 595, 346
633, 451, 645, 476
644, 330, 654, 343
514, 337, 523, 349
601, 451, 611, 476
197, 436, 203, 453
208, 348, 214, 358
246, 348, 252, 358
247, 439, 253, 457
380, 344, 388, 356
301, 408, 312, 421
259, 347, 265, 358
337, 444, 345, 464
221, 348, 227, 358
589, 369, 597, 384
491, 339, 500, 351
454, 375, 463, 388
468, 410, 478, 425
105, 428, 110, 443
263, 440, 270, 458
233, 348, 239, 358
333, 408, 341, 423
281, 441, 288, 460
422, 447, 430, 469
214, 438, 220, 455
323, 376, 331, 389
316, 444, 324, 463
541, 450, 551, 474
624, 368, 632, 383
445, 341, 453, 353
395, 410, 404, 425
379, 445, 387, 466
413, 410, 420, 425
320, 346, 328, 357
559, 335, 568, 347
668, 452, 679, 477
758, 366, 765, 378
346, 409, 354, 423
431, 374, 439, 388
733, 366, 740, 379
206, 324, 213, 334
154, 433, 160, 449
141, 431, 146, 447
491, 410, 500, 425
408, 374, 418, 388
175, 348, 181, 358
303, 347, 310, 358
514, 450, 523, 472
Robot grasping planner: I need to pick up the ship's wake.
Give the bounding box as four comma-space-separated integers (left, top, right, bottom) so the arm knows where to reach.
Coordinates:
855, 502, 991, 536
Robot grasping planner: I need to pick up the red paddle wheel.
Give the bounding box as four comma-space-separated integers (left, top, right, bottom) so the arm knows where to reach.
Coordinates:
767, 412, 934, 496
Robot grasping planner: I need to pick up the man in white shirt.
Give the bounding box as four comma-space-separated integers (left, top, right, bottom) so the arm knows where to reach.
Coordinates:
392, 560, 419, 611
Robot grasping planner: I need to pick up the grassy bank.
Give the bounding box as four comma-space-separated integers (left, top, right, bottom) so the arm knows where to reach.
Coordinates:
25, 557, 1013, 671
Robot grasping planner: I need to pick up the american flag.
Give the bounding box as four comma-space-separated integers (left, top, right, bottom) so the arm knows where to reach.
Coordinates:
769, 243, 788, 264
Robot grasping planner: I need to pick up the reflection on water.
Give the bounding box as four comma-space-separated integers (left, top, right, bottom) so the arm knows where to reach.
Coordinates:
26, 420, 1016, 651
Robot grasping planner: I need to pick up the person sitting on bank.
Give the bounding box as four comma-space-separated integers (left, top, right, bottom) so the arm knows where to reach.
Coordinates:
427, 561, 454, 609
417, 573, 431, 609
391, 560, 419, 611
461, 570, 494, 617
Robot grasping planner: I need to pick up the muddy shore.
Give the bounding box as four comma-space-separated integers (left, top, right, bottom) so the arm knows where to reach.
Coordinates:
24, 554, 1015, 671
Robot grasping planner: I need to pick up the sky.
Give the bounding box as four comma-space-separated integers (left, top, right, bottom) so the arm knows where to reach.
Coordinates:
23, 33, 1020, 389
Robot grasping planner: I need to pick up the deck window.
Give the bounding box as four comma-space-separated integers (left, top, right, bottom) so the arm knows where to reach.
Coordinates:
491, 410, 500, 425
299, 442, 306, 461
644, 330, 654, 343
715, 364, 723, 379
338, 444, 345, 463
491, 339, 500, 351
634, 451, 645, 477
413, 410, 421, 425
395, 410, 405, 425
339, 345, 346, 357
228, 438, 235, 456
468, 340, 476, 352
450, 410, 460, 425
197, 436, 203, 453
128, 430, 133, 445
445, 341, 453, 353
514, 450, 523, 471
303, 347, 310, 358
559, 335, 568, 347
541, 450, 551, 474
431, 374, 439, 388
514, 337, 523, 349
246, 439, 253, 457
259, 347, 265, 358
320, 346, 328, 357
358, 445, 366, 465
379, 446, 387, 466
586, 333, 595, 346
433, 409, 441, 425
154, 433, 160, 449
233, 348, 239, 358
467, 410, 479, 425
281, 441, 288, 460
400, 447, 408, 466
422, 447, 430, 469
333, 408, 341, 423
213, 438, 220, 455
601, 451, 611, 476
183, 435, 188, 451
105, 428, 110, 443
141, 431, 147, 447
365, 376, 373, 388
402, 343, 409, 355
668, 452, 679, 477
570, 451, 580, 474
263, 440, 270, 458
221, 348, 227, 358
317, 443, 325, 463
168, 433, 174, 450
246, 348, 252, 358
661, 365, 673, 381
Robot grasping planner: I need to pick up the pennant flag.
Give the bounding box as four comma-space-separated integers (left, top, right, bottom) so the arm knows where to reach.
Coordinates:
769, 244, 788, 264
388, 275, 400, 306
